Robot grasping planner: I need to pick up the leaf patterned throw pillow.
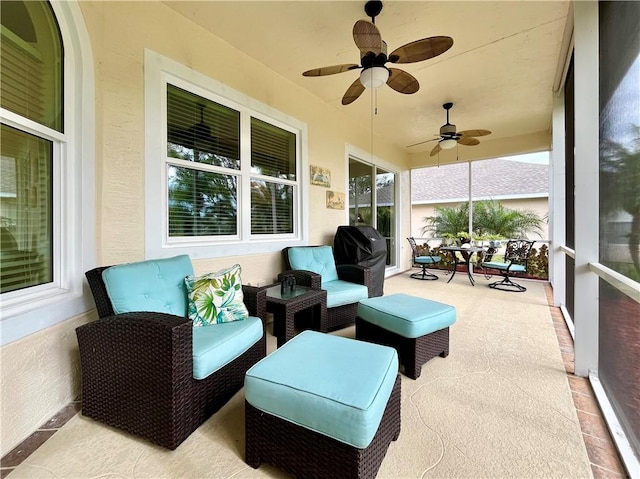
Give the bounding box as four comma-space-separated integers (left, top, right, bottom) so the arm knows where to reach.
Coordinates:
185, 264, 249, 326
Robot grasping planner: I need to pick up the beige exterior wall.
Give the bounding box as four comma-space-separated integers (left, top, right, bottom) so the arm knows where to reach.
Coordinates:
1, 1, 414, 454
82, 0, 409, 282
411, 197, 550, 242
1, 312, 94, 453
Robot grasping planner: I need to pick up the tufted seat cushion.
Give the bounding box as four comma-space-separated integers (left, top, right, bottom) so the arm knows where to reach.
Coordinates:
287, 245, 339, 284
102, 254, 193, 316
245, 330, 398, 448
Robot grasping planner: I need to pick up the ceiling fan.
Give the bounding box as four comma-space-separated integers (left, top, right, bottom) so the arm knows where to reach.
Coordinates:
168, 103, 238, 156
409, 102, 492, 156
302, 1, 453, 105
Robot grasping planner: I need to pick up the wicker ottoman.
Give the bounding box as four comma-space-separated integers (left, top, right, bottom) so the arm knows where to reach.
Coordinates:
245, 330, 400, 479
356, 293, 457, 379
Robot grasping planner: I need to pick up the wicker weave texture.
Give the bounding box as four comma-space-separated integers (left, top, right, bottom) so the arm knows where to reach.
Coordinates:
281, 246, 373, 332
356, 318, 450, 380
245, 375, 401, 478
77, 265, 267, 450
267, 287, 327, 347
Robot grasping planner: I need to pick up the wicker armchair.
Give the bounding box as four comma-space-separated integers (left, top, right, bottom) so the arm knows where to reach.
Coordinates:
76, 263, 267, 450
280, 245, 372, 332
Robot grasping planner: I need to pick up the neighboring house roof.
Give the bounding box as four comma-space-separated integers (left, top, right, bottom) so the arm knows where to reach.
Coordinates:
411, 158, 549, 203
349, 182, 395, 208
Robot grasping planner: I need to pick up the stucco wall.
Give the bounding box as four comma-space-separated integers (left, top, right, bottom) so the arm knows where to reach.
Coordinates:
1, 312, 93, 453
80, 1, 410, 283
1, 1, 414, 455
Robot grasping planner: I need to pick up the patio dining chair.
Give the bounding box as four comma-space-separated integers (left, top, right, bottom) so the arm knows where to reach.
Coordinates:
481, 239, 534, 292
407, 237, 442, 280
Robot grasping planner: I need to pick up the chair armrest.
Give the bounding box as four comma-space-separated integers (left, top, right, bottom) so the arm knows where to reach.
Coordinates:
242, 285, 267, 323
76, 312, 194, 387
336, 264, 372, 296
278, 269, 322, 289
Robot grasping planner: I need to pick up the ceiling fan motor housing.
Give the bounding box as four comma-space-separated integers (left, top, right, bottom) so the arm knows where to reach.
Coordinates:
440, 123, 457, 136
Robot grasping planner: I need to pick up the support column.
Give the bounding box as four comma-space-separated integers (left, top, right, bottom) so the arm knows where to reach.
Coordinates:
573, 1, 599, 377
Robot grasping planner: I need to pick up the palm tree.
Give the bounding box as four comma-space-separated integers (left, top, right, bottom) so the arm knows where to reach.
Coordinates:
421, 202, 469, 238
473, 199, 544, 238
422, 200, 544, 239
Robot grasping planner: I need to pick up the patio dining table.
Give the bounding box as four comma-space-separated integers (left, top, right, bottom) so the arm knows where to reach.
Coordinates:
440, 245, 485, 286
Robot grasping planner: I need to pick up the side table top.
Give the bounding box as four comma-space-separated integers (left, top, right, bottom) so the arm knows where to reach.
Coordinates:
265, 284, 325, 303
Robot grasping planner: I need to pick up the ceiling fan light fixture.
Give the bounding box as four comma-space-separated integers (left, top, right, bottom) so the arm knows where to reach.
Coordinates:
360, 66, 389, 89
440, 138, 457, 150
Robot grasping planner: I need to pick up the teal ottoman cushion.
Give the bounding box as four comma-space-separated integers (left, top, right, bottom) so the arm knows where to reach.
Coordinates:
358, 294, 456, 339
245, 330, 398, 449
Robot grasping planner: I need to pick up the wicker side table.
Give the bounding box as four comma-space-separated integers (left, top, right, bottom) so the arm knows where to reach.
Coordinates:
265, 284, 327, 347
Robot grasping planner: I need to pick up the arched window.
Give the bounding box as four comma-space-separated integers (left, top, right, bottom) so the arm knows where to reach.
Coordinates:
1, 1, 62, 294
0, 1, 95, 344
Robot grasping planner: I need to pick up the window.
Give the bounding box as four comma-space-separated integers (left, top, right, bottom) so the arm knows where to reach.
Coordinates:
0, 1, 60, 295
145, 50, 307, 259
0, 0, 94, 345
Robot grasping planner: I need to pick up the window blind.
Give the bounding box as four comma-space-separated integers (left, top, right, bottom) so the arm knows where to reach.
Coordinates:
0, 1, 63, 132
250, 180, 293, 234
0, 125, 53, 293
167, 165, 238, 237
251, 117, 296, 180
167, 84, 240, 169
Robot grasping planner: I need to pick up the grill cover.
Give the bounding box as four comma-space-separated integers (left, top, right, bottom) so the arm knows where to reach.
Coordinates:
333, 226, 387, 297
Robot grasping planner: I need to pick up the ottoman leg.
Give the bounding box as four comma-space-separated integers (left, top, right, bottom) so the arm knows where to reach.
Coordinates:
244, 403, 261, 469
358, 318, 452, 380
404, 363, 422, 380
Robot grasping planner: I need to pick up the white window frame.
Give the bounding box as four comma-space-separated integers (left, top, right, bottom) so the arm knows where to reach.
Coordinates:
144, 50, 308, 260
0, 1, 95, 346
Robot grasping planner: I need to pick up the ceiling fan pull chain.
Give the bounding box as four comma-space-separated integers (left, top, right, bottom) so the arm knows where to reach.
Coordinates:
374, 88, 379, 115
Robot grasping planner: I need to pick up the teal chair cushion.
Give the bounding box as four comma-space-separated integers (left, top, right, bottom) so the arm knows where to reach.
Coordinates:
192, 316, 263, 380
287, 246, 339, 284
482, 261, 526, 273
323, 279, 369, 308
358, 293, 456, 339
245, 330, 398, 448
102, 255, 193, 316
414, 255, 441, 265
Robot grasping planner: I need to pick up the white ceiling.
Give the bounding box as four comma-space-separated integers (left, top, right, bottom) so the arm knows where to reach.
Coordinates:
163, 1, 571, 160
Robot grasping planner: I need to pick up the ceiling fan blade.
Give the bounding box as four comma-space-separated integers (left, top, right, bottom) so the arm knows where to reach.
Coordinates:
458, 136, 480, 146
388, 36, 453, 64
353, 19, 382, 56
429, 142, 442, 157
342, 78, 366, 105
458, 129, 492, 137
406, 137, 439, 148
302, 64, 361, 77
386, 68, 419, 94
